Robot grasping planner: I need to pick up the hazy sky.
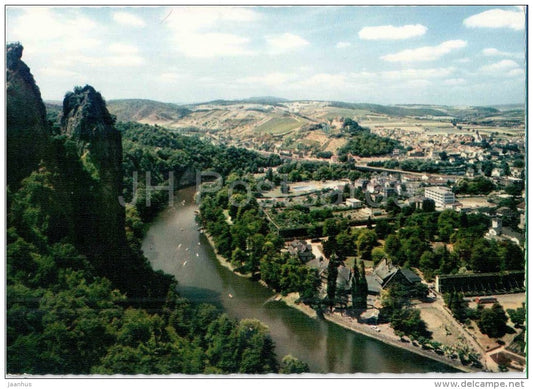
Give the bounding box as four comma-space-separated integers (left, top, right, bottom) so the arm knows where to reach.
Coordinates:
6, 6, 527, 106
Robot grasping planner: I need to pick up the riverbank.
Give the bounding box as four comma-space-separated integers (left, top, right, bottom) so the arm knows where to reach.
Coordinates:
280, 292, 318, 319
202, 228, 319, 320
203, 230, 471, 372
203, 232, 252, 278
323, 312, 474, 373
199, 210, 468, 373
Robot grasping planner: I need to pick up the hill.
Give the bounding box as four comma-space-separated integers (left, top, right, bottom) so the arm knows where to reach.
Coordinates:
107, 99, 191, 124
102, 98, 525, 159
197, 96, 289, 106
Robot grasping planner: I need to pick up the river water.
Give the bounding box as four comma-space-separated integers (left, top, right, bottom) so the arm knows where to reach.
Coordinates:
142, 186, 455, 374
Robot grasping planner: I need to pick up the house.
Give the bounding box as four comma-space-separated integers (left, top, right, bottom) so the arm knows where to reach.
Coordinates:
306, 258, 354, 304
345, 198, 363, 209
366, 258, 421, 295
485, 218, 525, 246
287, 240, 315, 263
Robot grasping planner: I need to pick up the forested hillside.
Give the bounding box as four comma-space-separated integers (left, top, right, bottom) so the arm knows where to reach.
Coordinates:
6, 43, 303, 375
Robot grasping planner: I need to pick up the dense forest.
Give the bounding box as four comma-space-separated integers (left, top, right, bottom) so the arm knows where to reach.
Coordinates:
7, 44, 307, 375
198, 183, 321, 305
337, 119, 399, 158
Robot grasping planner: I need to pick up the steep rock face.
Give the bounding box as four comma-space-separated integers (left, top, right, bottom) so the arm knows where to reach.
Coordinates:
6, 43, 49, 187
60, 85, 126, 254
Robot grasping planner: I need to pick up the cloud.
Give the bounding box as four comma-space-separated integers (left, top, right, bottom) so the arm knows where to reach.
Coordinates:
464, 8, 525, 30
480, 59, 519, 72
113, 11, 146, 27
238, 66, 456, 92
336, 41, 351, 49
7, 8, 101, 53
298, 73, 346, 89
175, 33, 254, 58
106, 55, 144, 67
359, 24, 427, 40
159, 73, 184, 81
507, 68, 524, 77
108, 43, 139, 55
382, 67, 455, 79
482, 48, 521, 58
165, 7, 259, 58
444, 78, 466, 86
479, 59, 524, 77
53, 55, 104, 68
406, 79, 431, 88
50, 45, 144, 69
382, 40, 467, 62
239, 72, 294, 87
166, 7, 258, 32
266, 33, 309, 54
38, 67, 80, 78
78, 43, 145, 67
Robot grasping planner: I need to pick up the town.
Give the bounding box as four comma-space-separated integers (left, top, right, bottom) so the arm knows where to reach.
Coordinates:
196, 112, 525, 373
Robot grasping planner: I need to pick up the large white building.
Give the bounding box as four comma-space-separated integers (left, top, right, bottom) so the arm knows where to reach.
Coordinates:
424, 186, 455, 208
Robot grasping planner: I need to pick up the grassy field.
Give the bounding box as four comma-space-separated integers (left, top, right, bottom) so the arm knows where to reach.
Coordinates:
318, 107, 361, 119
254, 116, 303, 134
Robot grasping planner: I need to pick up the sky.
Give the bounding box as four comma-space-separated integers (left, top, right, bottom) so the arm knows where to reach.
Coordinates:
6, 5, 527, 106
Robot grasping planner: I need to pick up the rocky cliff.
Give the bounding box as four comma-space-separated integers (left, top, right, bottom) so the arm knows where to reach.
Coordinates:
6, 43, 49, 187
7, 43, 127, 264
7, 43, 175, 300
60, 85, 126, 254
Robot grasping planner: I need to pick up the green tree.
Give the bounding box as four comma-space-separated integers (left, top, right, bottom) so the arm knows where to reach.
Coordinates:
351, 260, 368, 309
390, 308, 430, 339
444, 291, 468, 323
375, 219, 393, 239
280, 355, 310, 374
326, 255, 340, 309
419, 250, 438, 279
336, 230, 356, 258
470, 239, 500, 273
498, 240, 524, 271
506, 305, 525, 328
231, 247, 248, 267
478, 303, 508, 338
371, 247, 387, 265
438, 210, 459, 243
422, 199, 435, 212
356, 229, 378, 261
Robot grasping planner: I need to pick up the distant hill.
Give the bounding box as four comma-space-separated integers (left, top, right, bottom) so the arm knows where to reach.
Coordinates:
328, 102, 449, 117
44, 101, 62, 114
197, 96, 288, 106
92, 98, 523, 157
241, 96, 289, 105
107, 99, 191, 124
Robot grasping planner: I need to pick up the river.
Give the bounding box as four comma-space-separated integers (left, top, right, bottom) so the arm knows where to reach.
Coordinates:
142, 186, 455, 374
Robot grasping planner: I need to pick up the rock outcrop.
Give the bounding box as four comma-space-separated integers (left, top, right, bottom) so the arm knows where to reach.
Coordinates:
6, 43, 155, 296
6, 42, 49, 187
60, 85, 126, 253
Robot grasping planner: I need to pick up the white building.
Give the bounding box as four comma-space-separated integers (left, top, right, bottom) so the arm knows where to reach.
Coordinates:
346, 198, 363, 209
424, 186, 455, 208
487, 218, 503, 237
